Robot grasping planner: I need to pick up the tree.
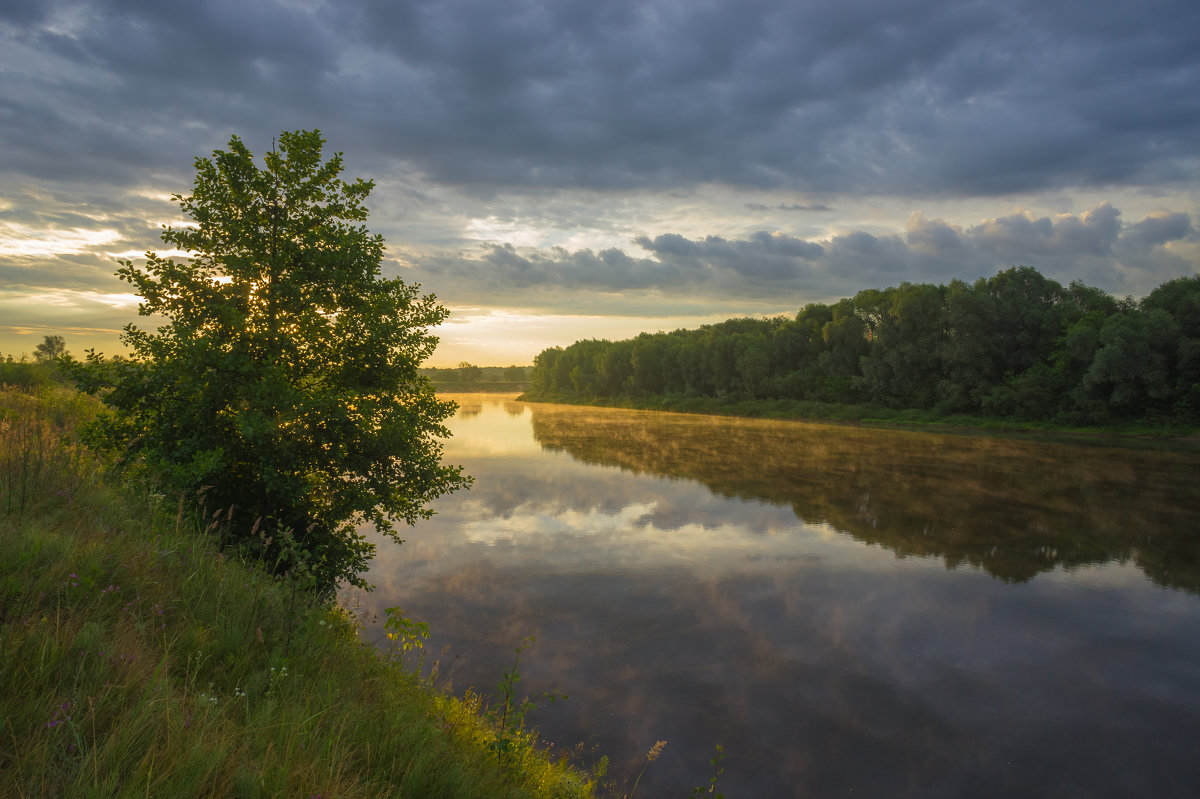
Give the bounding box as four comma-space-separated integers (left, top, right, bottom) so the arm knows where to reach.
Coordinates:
457, 361, 483, 382
630, 334, 667, 395
78, 130, 468, 592
33, 334, 67, 362
531, 347, 564, 393
1076, 308, 1179, 419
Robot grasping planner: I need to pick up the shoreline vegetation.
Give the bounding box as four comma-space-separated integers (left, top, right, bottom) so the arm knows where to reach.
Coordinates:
520, 267, 1200, 444
514, 391, 1200, 447
0, 384, 595, 798
422, 364, 532, 394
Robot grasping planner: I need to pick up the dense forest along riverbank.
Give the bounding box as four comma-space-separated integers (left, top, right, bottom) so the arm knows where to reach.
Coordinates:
352, 394, 1200, 798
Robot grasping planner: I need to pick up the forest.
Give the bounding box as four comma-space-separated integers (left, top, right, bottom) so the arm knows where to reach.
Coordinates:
524, 267, 1200, 427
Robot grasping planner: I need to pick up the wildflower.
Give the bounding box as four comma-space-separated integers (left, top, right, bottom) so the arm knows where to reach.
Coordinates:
46, 700, 75, 729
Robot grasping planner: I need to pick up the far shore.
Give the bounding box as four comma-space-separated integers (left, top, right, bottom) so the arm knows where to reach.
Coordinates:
510, 391, 1200, 449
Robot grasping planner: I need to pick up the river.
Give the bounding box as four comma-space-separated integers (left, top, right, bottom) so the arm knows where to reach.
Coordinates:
350, 394, 1200, 798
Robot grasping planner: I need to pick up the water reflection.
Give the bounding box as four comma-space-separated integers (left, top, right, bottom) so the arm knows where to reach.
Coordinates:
355, 395, 1200, 798
528, 402, 1200, 592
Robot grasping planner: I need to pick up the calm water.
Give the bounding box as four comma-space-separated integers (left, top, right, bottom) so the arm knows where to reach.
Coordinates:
351, 394, 1200, 798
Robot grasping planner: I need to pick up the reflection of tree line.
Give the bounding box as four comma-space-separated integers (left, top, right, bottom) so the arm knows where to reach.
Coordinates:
529, 405, 1200, 592
443, 395, 527, 420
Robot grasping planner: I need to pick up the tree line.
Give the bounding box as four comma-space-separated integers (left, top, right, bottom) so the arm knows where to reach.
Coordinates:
526, 267, 1200, 426
421, 363, 531, 388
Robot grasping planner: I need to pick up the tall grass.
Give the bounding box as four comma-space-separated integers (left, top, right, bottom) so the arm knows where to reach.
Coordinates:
0, 386, 99, 515
0, 386, 595, 798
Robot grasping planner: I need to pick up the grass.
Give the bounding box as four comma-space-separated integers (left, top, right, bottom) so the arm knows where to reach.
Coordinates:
0, 385, 596, 798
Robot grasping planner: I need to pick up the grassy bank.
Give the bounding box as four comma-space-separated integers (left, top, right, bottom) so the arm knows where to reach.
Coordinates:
0, 386, 595, 798
517, 391, 1200, 445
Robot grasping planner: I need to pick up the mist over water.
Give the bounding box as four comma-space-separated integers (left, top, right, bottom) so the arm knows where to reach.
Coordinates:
352, 394, 1200, 798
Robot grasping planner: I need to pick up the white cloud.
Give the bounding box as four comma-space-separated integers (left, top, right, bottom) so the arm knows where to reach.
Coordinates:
0, 222, 121, 257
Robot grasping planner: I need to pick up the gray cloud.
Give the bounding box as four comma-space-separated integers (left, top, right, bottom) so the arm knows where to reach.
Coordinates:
968, 203, 1123, 259
3, 0, 1198, 359
411, 205, 1197, 310
745, 203, 834, 213
1121, 211, 1194, 249
1, 0, 1198, 195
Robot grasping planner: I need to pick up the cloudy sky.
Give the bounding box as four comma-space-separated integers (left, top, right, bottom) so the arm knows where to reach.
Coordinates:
2, 0, 1198, 365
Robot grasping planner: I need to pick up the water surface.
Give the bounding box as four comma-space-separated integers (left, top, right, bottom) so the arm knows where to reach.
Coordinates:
353, 395, 1200, 798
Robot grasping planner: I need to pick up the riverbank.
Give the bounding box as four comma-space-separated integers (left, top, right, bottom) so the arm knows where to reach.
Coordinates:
0, 386, 594, 798
516, 391, 1200, 447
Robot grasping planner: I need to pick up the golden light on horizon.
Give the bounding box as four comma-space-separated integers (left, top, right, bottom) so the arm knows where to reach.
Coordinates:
0, 222, 122, 257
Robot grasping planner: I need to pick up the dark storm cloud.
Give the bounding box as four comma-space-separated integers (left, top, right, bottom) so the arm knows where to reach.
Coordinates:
2, 0, 1198, 195
412, 205, 1197, 309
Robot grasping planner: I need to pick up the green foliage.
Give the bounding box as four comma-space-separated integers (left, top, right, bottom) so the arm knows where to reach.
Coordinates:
74, 130, 468, 592
485, 636, 567, 775
383, 606, 431, 673
1078, 308, 1179, 418
689, 744, 726, 798
1, 345, 76, 390
0, 358, 54, 391
523, 266, 1200, 429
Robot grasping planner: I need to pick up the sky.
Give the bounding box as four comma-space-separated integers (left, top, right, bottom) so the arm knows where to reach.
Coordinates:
2, 0, 1198, 366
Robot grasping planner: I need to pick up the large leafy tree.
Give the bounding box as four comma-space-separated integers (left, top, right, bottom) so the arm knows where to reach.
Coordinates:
80, 130, 468, 591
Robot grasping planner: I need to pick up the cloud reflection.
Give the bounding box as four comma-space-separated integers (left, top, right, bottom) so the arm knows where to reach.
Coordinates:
353, 396, 1200, 797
